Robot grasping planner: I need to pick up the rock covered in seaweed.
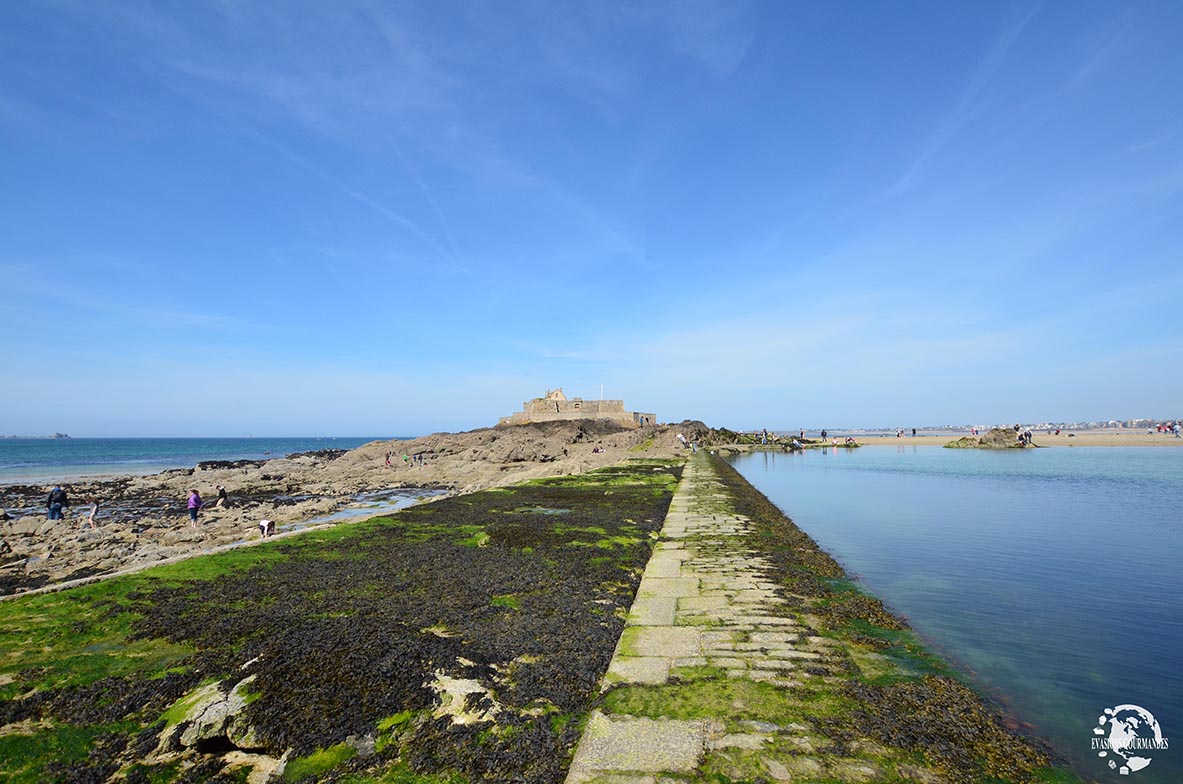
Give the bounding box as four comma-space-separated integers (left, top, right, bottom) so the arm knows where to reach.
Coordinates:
944, 427, 1029, 449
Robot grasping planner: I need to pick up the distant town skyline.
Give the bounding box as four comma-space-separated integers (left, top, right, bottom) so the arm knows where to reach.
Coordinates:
2, 2, 1181, 437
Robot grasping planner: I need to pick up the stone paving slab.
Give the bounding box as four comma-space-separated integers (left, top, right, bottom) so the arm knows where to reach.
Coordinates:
637, 577, 700, 598
606, 657, 670, 685
626, 597, 677, 627
620, 626, 701, 658
566, 712, 703, 781
642, 560, 684, 579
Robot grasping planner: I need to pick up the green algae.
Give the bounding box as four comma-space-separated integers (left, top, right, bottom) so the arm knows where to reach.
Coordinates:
0, 585, 196, 694
837, 620, 957, 684
0, 722, 118, 784
490, 594, 521, 610
334, 762, 466, 783
629, 437, 656, 452
603, 677, 854, 725
158, 678, 221, 728
283, 742, 358, 782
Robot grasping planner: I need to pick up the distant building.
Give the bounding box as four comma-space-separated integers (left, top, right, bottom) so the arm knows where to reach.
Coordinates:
497, 388, 656, 428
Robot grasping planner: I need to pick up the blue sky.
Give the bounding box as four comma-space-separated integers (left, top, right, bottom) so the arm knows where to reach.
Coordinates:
2, 1, 1181, 436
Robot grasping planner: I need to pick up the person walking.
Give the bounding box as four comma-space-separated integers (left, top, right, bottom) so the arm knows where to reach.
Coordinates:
46, 485, 70, 521
187, 489, 203, 528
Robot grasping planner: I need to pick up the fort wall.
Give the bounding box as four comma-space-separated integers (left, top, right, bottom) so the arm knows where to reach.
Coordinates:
497, 389, 655, 428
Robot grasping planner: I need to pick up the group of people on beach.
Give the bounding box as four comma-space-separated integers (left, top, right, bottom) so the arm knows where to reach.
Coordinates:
44, 483, 276, 538
385, 450, 427, 468
1149, 422, 1181, 437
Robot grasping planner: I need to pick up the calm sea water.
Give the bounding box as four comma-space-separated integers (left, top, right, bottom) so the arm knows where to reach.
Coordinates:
0, 437, 387, 485
729, 446, 1182, 784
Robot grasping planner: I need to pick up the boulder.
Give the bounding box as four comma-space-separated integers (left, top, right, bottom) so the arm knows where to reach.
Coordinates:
161, 675, 263, 753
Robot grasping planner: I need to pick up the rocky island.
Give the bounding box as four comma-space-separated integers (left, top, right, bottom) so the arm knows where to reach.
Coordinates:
944, 427, 1034, 449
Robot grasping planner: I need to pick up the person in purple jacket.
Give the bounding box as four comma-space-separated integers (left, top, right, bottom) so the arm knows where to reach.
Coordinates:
187, 489, 202, 528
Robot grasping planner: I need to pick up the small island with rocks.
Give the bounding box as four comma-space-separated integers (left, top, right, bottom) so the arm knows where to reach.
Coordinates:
945, 427, 1037, 449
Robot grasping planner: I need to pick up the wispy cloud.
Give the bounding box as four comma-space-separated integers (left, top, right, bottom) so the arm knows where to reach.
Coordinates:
0, 259, 282, 335
888, 4, 1042, 196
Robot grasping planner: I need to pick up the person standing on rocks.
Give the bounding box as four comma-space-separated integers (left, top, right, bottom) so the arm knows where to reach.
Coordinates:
46, 485, 70, 521
215, 485, 228, 508
187, 489, 203, 528
84, 499, 98, 529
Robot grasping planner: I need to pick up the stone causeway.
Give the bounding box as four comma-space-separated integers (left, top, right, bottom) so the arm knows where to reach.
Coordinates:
565, 454, 879, 783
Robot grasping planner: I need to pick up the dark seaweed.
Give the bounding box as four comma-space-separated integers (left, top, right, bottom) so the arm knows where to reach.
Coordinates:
4, 462, 680, 783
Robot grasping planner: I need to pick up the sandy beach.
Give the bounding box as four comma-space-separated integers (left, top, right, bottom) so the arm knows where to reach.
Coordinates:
856, 431, 1183, 447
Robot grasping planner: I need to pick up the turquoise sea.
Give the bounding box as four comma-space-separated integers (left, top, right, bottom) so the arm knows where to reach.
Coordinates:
0, 437, 388, 485
728, 445, 1182, 783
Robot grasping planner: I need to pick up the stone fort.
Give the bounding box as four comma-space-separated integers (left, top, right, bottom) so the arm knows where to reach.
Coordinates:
497, 388, 656, 428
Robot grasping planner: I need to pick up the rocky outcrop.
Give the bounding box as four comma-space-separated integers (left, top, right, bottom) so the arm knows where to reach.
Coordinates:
944, 427, 1029, 449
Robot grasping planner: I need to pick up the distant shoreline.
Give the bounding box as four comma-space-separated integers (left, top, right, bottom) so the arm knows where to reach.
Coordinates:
853, 431, 1183, 447
0, 436, 386, 487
